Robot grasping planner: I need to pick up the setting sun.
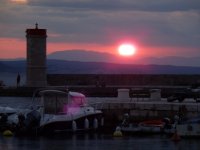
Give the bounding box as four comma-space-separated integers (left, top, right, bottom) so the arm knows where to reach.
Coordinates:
118, 44, 136, 56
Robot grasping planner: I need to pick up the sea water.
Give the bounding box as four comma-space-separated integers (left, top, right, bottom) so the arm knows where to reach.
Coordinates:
0, 97, 200, 150
0, 133, 200, 150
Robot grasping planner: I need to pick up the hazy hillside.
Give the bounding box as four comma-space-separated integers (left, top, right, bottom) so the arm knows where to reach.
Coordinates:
0, 60, 25, 73
1, 59, 200, 74
48, 50, 116, 63
2, 50, 200, 67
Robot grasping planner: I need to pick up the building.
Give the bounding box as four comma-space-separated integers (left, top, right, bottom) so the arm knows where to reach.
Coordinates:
26, 23, 47, 87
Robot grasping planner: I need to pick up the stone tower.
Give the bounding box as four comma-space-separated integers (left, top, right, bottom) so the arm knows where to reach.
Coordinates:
26, 23, 47, 87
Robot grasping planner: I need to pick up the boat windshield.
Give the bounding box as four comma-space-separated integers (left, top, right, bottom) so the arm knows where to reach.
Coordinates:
39, 90, 68, 114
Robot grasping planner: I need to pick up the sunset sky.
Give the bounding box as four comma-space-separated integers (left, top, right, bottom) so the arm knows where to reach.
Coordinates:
0, 0, 199, 59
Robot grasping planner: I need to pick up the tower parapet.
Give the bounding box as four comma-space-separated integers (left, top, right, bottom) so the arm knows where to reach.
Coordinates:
26, 23, 47, 87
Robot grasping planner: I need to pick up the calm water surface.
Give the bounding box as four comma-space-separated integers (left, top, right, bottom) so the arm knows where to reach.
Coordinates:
0, 134, 199, 150
0, 97, 200, 150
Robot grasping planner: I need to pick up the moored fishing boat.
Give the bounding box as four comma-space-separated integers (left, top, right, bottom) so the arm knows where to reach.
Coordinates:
120, 114, 173, 134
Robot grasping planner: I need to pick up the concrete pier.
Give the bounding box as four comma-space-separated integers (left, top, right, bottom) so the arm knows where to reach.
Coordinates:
87, 97, 200, 128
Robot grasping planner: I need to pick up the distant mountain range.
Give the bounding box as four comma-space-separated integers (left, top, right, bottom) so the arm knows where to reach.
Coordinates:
1, 50, 200, 74
1, 59, 200, 74
48, 50, 200, 67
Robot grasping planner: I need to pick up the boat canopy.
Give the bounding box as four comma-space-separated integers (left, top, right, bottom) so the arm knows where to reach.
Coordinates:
68, 91, 86, 106
38, 90, 68, 96
34, 89, 87, 114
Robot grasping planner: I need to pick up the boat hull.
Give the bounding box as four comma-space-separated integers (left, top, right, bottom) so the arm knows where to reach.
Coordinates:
121, 126, 163, 134
39, 113, 103, 134
121, 119, 166, 135
176, 124, 200, 137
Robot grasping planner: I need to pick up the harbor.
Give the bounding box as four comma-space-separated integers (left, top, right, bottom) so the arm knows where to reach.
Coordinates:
87, 88, 200, 128
89, 97, 200, 120
1, 86, 200, 134
1, 1, 200, 149
0, 24, 199, 135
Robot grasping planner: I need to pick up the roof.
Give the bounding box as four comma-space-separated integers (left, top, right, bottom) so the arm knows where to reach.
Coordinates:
38, 90, 67, 96
26, 23, 47, 36
26, 29, 46, 36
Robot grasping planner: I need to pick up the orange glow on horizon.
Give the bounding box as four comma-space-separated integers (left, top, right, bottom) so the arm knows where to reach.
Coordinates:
0, 38, 26, 58
11, 0, 27, 3
0, 37, 198, 60
0, 37, 117, 59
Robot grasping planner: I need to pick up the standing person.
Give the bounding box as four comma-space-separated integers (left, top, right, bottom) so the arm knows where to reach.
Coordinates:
17, 73, 21, 87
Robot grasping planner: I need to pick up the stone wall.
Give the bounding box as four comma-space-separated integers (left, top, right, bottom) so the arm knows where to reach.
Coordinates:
47, 74, 200, 86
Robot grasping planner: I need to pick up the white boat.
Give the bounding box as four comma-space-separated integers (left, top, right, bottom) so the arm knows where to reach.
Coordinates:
0, 105, 32, 133
6, 89, 104, 135
0, 106, 18, 115
37, 89, 104, 134
175, 116, 200, 137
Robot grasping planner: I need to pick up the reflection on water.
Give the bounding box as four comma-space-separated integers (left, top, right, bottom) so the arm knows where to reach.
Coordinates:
0, 134, 200, 150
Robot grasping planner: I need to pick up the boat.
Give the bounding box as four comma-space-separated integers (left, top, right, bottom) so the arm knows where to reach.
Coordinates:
0, 106, 31, 133
6, 89, 104, 135
120, 114, 172, 134
121, 120, 166, 134
175, 116, 200, 137
0, 106, 18, 115
36, 89, 104, 134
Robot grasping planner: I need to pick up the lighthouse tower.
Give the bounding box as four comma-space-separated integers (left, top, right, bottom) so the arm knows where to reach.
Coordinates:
26, 23, 47, 87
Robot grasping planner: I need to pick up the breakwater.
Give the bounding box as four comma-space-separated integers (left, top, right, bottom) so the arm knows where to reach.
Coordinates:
0, 85, 194, 97
87, 97, 200, 129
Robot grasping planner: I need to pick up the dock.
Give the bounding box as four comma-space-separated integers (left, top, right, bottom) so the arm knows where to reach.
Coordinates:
86, 89, 200, 128
88, 97, 200, 117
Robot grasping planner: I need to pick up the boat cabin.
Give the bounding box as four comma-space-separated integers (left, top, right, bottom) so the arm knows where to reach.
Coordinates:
36, 90, 87, 114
